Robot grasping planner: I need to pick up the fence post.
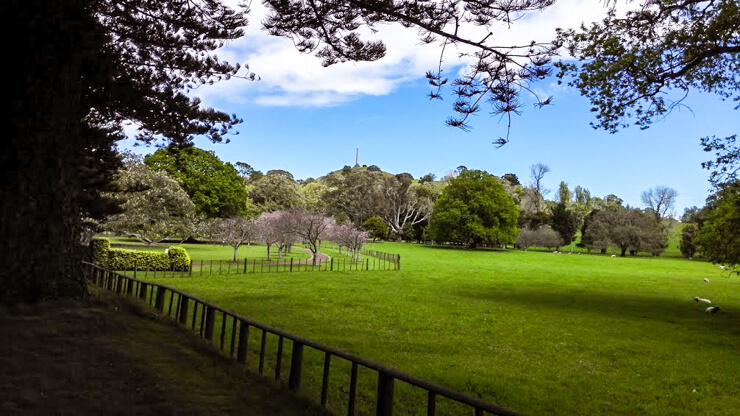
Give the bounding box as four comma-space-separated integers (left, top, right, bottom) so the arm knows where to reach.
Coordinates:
189, 260, 193, 277
397, 255, 401, 270
376, 372, 395, 416
366, 258, 369, 271
244, 258, 247, 273
139, 282, 148, 300
155, 287, 166, 312
237, 321, 249, 364
204, 306, 215, 341
116, 274, 123, 294
290, 258, 293, 272
330, 258, 333, 271
288, 341, 304, 391
179, 296, 189, 325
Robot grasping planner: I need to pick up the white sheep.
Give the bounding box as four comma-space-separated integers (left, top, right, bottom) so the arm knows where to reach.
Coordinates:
703, 278, 710, 283
705, 306, 721, 314
719, 265, 730, 270
611, 254, 616, 258
694, 297, 712, 304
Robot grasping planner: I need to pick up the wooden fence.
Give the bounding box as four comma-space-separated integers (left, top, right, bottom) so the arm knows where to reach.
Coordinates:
84, 262, 524, 416
121, 254, 399, 278
361, 249, 401, 270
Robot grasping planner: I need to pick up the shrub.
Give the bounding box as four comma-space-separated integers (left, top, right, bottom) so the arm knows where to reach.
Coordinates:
167, 246, 190, 271
90, 237, 190, 271
90, 237, 111, 264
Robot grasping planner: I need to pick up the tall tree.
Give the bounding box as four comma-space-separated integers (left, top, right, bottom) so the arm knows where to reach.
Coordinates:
529, 163, 551, 213
206, 217, 259, 261
380, 173, 438, 239
145, 146, 248, 218
249, 172, 303, 213
641, 186, 679, 220
429, 170, 519, 248
557, 181, 571, 204
103, 160, 196, 244
696, 181, 740, 273
550, 202, 578, 246
322, 168, 385, 224
283, 210, 335, 265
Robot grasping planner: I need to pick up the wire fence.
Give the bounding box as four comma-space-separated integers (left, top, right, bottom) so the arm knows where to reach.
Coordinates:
84, 262, 524, 416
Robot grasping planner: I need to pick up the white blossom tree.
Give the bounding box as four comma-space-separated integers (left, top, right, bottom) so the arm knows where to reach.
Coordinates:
256, 211, 284, 260
206, 217, 258, 261
283, 209, 335, 265
329, 222, 369, 262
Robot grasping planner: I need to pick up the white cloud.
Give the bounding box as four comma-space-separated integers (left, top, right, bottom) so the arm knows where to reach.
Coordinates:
195, 0, 617, 108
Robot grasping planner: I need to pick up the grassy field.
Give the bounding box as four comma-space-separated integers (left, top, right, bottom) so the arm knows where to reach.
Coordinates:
138, 241, 739, 415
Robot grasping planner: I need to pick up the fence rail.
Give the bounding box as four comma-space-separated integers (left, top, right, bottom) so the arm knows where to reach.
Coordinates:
84, 262, 523, 416
120, 253, 399, 278
361, 249, 401, 270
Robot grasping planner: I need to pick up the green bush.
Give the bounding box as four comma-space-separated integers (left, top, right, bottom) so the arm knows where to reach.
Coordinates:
90, 237, 190, 271
167, 246, 190, 271
90, 237, 111, 264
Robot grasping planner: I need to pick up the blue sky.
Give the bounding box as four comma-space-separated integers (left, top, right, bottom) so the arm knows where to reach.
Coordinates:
120, 0, 739, 216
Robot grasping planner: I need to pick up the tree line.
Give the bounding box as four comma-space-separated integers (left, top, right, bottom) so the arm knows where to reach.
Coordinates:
99, 146, 739, 263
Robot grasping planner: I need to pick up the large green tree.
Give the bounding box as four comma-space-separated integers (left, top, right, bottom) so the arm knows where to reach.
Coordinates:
249, 171, 303, 213
104, 160, 196, 244
145, 146, 247, 218
550, 202, 578, 246
429, 170, 519, 248
696, 181, 740, 273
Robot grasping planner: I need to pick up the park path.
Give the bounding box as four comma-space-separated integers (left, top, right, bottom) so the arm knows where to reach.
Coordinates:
270, 246, 330, 266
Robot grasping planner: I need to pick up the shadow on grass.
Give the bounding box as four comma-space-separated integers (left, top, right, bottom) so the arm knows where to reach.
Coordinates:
417, 244, 510, 253
455, 286, 740, 336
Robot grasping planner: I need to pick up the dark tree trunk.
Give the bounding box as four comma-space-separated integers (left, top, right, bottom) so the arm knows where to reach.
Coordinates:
620, 248, 627, 257
3, 0, 111, 303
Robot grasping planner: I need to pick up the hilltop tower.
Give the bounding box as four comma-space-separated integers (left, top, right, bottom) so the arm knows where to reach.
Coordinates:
354, 147, 360, 168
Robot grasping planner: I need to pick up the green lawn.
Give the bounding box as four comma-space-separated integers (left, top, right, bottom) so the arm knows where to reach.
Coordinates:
141, 242, 740, 415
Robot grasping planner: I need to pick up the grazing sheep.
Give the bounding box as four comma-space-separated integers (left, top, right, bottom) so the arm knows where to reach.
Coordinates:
703, 278, 710, 283
611, 254, 616, 258
719, 265, 730, 270
694, 297, 712, 304
705, 306, 721, 314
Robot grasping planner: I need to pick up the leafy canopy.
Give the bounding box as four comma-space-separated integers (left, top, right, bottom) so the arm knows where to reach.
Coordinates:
556, 0, 739, 133
429, 169, 519, 248
145, 146, 248, 218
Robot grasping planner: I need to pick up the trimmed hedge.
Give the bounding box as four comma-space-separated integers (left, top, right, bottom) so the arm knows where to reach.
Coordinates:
90, 237, 190, 271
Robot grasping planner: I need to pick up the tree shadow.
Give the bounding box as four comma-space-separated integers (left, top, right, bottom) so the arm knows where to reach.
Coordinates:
418, 244, 510, 253
455, 285, 740, 336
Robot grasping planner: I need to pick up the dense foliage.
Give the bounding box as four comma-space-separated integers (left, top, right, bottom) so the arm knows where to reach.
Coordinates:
91, 237, 190, 271
583, 207, 669, 257
556, 0, 739, 133
696, 181, 740, 272
104, 159, 195, 244
145, 147, 247, 218
429, 170, 519, 248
